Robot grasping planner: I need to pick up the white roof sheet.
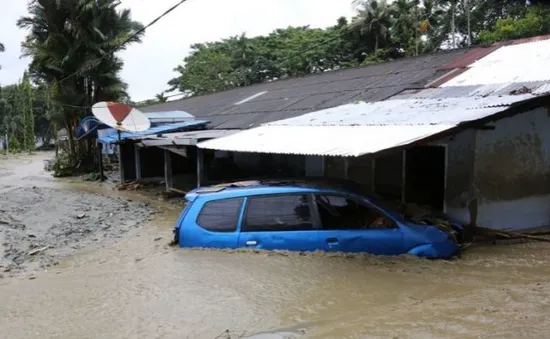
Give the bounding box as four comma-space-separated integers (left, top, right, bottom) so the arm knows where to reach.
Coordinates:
198, 96, 533, 157
442, 39, 550, 86
138, 129, 236, 146
198, 125, 454, 156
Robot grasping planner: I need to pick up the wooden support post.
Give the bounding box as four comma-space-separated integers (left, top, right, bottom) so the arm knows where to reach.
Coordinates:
134, 144, 142, 180
343, 157, 349, 180
401, 150, 407, 204
118, 144, 125, 183
197, 148, 204, 188
164, 149, 173, 191
98, 142, 104, 182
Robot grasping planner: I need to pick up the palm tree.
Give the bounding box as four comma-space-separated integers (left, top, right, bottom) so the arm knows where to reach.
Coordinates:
390, 0, 415, 54
352, 0, 394, 52
421, 0, 446, 52
155, 92, 168, 103
17, 0, 143, 158
0, 42, 4, 70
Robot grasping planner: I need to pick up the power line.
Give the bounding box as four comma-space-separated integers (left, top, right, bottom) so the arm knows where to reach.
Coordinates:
62, 9, 366, 110
58, 0, 189, 84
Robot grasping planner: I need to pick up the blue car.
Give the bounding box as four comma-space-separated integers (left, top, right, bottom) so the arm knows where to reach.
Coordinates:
173, 180, 463, 258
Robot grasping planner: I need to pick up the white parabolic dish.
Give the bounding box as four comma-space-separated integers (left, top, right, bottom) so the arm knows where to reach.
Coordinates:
92, 101, 151, 132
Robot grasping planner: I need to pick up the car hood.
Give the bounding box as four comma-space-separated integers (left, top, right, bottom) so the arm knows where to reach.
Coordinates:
401, 222, 457, 246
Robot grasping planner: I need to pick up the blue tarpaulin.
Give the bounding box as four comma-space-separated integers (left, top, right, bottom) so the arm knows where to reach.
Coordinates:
76, 116, 109, 140
98, 120, 209, 144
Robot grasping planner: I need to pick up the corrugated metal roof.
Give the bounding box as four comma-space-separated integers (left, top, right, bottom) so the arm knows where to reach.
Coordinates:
267, 96, 533, 127
139, 129, 237, 146
140, 49, 471, 129
392, 82, 549, 100
442, 39, 550, 86
439, 46, 499, 70
144, 110, 194, 119
198, 125, 454, 157
98, 120, 209, 144
197, 95, 533, 157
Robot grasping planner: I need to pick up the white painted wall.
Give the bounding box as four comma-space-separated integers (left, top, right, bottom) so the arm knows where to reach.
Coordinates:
474, 107, 550, 230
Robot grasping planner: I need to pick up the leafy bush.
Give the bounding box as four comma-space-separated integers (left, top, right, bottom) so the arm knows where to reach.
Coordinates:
51, 153, 77, 177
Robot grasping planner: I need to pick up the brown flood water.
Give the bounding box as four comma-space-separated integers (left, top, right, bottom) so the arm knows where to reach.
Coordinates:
1, 153, 550, 339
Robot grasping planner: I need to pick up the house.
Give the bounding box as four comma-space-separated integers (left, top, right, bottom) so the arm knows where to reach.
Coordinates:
196, 36, 550, 231
112, 48, 477, 186
106, 36, 550, 231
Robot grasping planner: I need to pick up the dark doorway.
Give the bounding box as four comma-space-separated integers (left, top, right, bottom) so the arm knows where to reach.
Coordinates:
405, 146, 446, 210
374, 151, 403, 201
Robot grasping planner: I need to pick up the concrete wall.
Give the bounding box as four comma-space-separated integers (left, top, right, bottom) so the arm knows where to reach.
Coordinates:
437, 129, 477, 224
473, 107, 550, 230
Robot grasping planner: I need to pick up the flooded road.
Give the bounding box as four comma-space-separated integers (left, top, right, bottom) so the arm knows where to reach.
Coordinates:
1, 154, 550, 339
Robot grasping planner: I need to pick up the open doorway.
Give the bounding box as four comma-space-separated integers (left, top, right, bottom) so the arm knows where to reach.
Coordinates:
405, 146, 446, 210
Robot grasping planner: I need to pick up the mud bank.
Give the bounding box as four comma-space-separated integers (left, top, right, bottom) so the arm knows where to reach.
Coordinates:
0, 185, 157, 277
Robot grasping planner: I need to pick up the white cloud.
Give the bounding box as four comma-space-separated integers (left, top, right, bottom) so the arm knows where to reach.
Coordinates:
0, 0, 355, 100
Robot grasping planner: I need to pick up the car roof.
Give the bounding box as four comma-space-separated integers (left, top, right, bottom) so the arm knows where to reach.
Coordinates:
185, 179, 362, 201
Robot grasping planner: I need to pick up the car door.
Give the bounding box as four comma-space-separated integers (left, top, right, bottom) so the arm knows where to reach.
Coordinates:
180, 197, 244, 249
313, 194, 405, 255
237, 194, 321, 251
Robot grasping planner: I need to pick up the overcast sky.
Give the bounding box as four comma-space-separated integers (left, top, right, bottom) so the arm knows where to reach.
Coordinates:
0, 0, 355, 101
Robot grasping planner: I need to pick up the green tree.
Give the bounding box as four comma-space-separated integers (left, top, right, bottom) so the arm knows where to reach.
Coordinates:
18, 0, 143, 160
478, 5, 550, 44
155, 92, 168, 103
0, 84, 23, 152
352, 0, 394, 52
390, 0, 415, 54
21, 72, 35, 153
166, 0, 549, 98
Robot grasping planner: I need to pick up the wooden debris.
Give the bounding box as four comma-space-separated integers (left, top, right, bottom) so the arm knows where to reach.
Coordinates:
475, 227, 550, 243
28, 246, 51, 256
168, 187, 187, 195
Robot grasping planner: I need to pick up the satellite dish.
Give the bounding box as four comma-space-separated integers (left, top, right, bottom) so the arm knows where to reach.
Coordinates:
92, 101, 151, 133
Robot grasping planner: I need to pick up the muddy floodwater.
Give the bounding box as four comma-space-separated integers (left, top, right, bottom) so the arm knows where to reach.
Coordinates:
1, 153, 550, 339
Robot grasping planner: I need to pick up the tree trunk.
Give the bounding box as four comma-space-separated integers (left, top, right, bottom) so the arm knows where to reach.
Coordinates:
466, 0, 471, 46
451, 1, 456, 48
64, 113, 76, 160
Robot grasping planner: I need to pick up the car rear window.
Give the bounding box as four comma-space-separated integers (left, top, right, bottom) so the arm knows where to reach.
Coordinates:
196, 198, 244, 232
242, 194, 314, 232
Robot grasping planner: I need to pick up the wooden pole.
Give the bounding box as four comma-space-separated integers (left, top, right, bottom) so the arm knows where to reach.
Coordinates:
197, 148, 204, 188
164, 149, 173, 191
134, 144, 142, 180
98, 142, 104, 182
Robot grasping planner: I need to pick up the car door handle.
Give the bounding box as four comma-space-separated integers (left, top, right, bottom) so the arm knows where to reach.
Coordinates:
245, 240, 258, 246
326, 238, 339, 244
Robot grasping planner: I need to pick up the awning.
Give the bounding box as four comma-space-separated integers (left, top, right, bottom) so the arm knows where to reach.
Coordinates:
197, 125, 454, 157
98, 120, 209, 144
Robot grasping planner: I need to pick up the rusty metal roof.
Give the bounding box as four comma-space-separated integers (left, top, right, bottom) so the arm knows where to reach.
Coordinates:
439, 46, 499, 70
442, 39, 550, 87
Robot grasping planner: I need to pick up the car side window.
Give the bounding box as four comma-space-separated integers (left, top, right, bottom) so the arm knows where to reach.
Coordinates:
243, 194, 314, 232
314, 195, 396, 230
196, 198, 244, 232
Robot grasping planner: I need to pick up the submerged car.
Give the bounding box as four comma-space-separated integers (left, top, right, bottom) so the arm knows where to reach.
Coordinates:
173, 180, 463, 258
